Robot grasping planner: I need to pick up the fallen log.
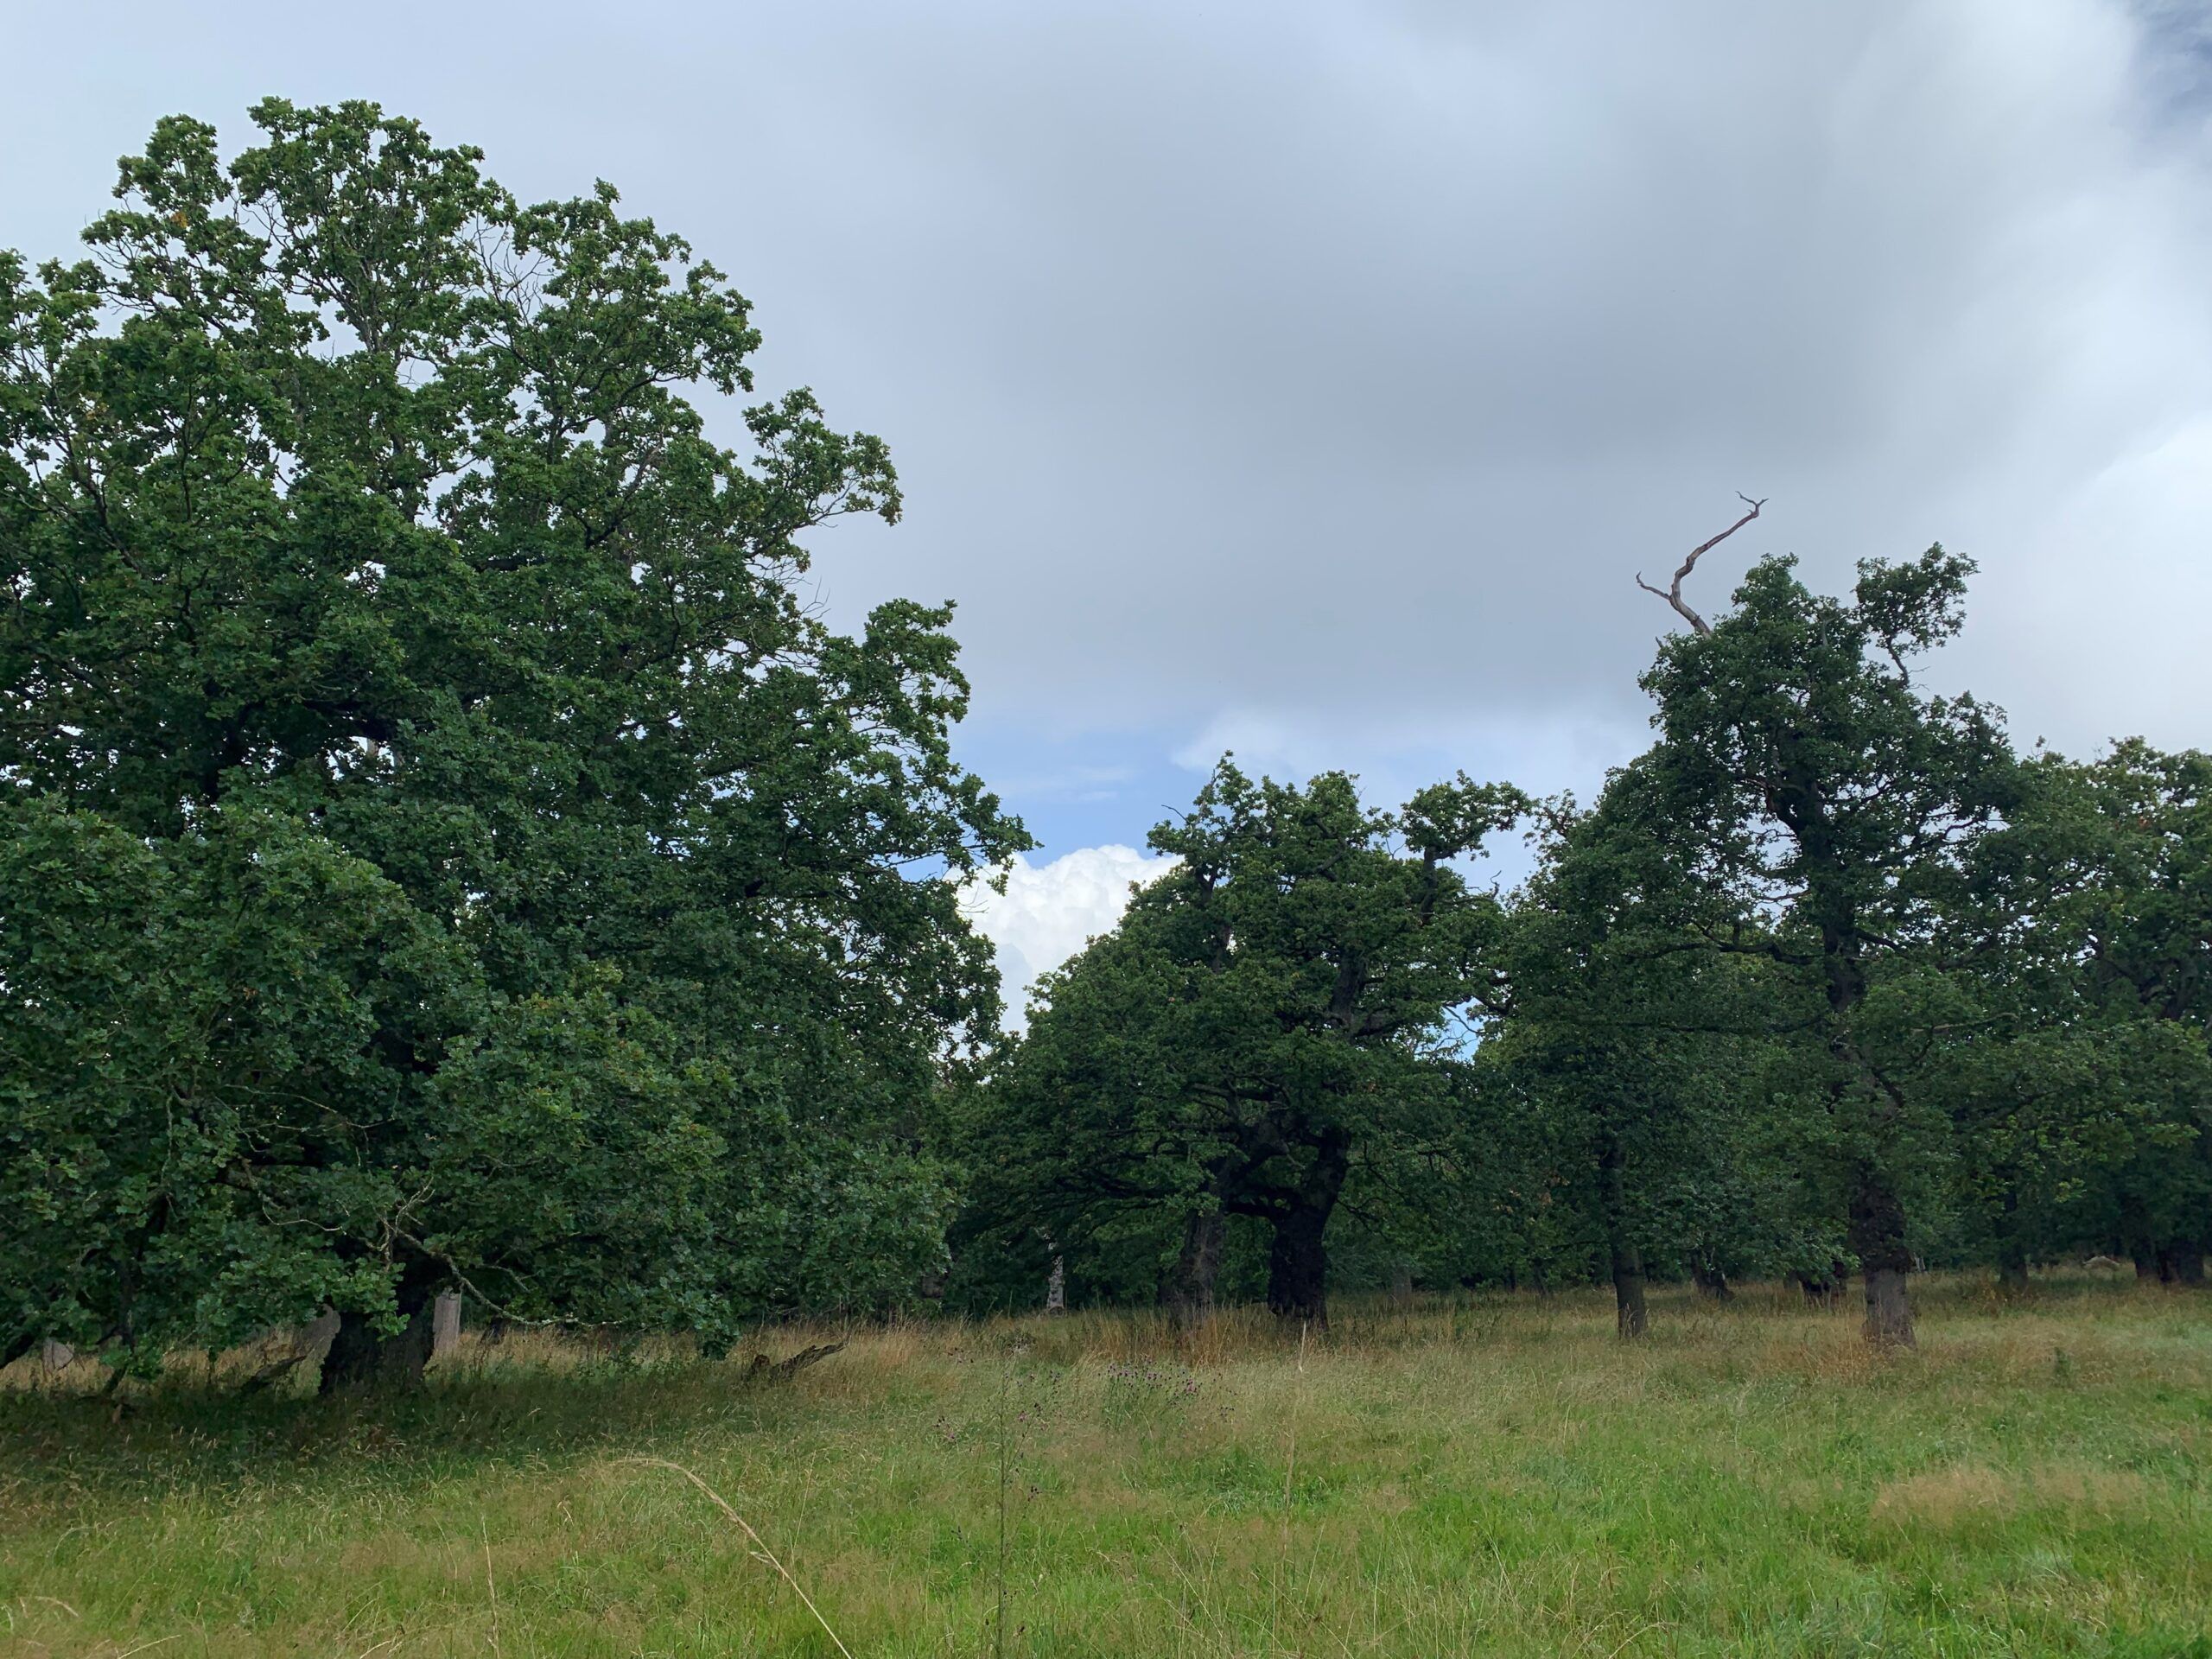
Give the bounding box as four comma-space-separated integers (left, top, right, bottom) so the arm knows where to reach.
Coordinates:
741, 1341, 846, 1382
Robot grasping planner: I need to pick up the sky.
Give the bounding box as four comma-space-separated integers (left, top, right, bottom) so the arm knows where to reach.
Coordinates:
5, 0, 2209, 1014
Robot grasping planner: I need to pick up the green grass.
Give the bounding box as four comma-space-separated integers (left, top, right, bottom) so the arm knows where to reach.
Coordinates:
3, 1274, 2209, 1656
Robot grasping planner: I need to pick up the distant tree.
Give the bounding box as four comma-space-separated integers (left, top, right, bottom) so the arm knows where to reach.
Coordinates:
0, 101, 1025, 1383
957, 761, 1522, 1327
1632, 520, 2017, 1345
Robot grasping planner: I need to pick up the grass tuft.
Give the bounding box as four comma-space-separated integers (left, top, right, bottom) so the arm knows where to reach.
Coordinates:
614, 1456, 855, 1658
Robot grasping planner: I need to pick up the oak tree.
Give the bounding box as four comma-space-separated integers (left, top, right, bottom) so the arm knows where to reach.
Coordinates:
0, 101, 1025, 1383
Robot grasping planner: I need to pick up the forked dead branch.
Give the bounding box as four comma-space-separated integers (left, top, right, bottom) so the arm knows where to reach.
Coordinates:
1636, 493, 1767, 633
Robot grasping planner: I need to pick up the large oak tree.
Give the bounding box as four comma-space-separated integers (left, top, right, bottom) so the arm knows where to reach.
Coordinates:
1635, 535, 2016, 1344
0, 101, 1025, 1384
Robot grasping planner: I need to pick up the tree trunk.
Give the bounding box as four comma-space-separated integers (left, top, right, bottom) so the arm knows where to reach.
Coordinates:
1164, 1208, 1224, 1325
1264, 1132, 1349, 1328
320, 1294, 435, 1395
1850, 1170, 1916, 1348
1266, 1205, 1331, 1327
2158, 1241, 2206, 1287
431, 1290, 462, 1357
1598, 1135, 1646, 1338
1994, 1188, 2029, 1294
1044, 1253, 1066, 1313
1389, 1260, 1415, 1305
1812, 905, 1919, 1350
1611, 1255, 1648, 1338
1864, 1263, 1912, 1344
1691, 1261, 1732, 1302
1791, 1267, 1839, 1305
298, 1308, 342, 1362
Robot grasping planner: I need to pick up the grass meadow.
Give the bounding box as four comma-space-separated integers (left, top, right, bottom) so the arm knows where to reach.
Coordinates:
3, 1274, 2209, 1657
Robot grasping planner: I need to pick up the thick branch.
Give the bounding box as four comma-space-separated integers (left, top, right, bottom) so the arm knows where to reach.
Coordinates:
1636, 493, 1765, 636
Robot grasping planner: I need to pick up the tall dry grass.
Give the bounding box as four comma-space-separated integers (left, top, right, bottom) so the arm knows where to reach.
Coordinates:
3, 1273, 2208, 1656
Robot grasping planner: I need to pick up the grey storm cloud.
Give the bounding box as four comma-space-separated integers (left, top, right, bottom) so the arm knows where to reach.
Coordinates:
6, 0, 2209, 784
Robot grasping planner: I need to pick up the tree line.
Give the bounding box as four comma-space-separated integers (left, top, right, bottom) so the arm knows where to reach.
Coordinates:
2, 105, 2202, 1389
951, 516, 2211, 1349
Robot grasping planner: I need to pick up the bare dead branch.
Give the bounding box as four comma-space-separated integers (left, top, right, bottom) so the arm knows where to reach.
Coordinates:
1636, 493, 1766, 635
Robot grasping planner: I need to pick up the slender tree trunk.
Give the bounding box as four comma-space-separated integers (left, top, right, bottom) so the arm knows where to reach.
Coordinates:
1691, 1261, 1732, 1302
1995, 1246, 2029, 1295
320, 1288, 435, 1395
1035, 1227, 1067, 1313
1994, 1188, 2029, 1294
431, 1290, 462, 1357
1849, 1170, 1916, 1347
1389, 1260, 1415, 1305
1598, 1135, 1646, 1338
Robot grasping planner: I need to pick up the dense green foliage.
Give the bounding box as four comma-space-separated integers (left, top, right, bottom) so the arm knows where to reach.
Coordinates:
950, 763, 1523, 1324
953, 550, 2209, 1342
0, 101, 1025, 1378
2, 104, 2202, 1381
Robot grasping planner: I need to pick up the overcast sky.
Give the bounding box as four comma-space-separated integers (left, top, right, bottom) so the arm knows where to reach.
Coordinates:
6, 1, 2209, 1009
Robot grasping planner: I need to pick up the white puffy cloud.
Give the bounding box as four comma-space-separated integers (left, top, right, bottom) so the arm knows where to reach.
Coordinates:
959, 845, 1178, 1024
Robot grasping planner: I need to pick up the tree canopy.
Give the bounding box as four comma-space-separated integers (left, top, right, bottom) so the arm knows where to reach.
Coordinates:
0, 99, 1026, 1382
955, 761, 1524, 1327
949, 535, 2209, 1347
